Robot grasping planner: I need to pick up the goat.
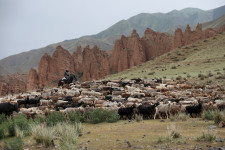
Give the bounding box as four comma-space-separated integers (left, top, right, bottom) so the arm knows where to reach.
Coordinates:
154, 102, 171, 119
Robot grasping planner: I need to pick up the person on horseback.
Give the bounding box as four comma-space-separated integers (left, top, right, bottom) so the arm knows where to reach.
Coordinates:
64, 69, 70, 82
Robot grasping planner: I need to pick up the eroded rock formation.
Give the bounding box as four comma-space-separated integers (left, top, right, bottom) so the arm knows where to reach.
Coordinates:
24, 23, 225, 92
0, 74, 27, 97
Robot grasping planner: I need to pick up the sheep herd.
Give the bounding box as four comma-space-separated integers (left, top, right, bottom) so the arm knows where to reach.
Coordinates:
0, 78, 225, 120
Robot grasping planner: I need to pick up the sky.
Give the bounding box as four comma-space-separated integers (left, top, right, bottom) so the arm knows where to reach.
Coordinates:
0, 0, 224, 60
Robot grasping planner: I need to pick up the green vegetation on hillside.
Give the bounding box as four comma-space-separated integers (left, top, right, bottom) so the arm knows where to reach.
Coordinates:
104, 33, 225, 86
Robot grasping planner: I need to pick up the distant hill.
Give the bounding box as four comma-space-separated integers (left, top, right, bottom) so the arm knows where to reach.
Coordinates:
0, 5, 225, 75
202, 14, 225, 30
105, 33, 225, 84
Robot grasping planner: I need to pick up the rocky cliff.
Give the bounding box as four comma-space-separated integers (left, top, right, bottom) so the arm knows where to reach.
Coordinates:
26, 45, 110, 91
0, 74, 27, 96
173, 23, 224, 48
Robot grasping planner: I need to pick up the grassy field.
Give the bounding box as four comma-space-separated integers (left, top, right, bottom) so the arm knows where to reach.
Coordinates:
77, 119, 225, 150
104, 33, 225, 87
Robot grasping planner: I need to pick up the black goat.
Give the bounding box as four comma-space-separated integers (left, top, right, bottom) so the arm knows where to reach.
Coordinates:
118, 105, 136, 120
137, 102, 160, 119
0, 103, 19, 116
185, 102, 203, 118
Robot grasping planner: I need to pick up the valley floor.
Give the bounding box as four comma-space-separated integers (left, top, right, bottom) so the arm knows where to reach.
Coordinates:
77, 119, 225, 150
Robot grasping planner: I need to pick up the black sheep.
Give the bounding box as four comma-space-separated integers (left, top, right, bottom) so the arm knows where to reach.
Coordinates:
185, 102, 203, 118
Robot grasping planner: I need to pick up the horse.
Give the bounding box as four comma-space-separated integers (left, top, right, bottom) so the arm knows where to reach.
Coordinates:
58, 74, 77, 87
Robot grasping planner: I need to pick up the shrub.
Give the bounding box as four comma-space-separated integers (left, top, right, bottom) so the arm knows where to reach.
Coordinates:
215, 74, 225, 79
7, 114, 30, 137
46, 111, 66, 126
0, 122, 8, 139
0, 114, 6, 124
214, 110, 225, 124
171, 66, 177, 69
148, 72, 155, 75
89, 108, 107, 124
170, 113, 190, 121
135, 114, 143, 122
202, 110, 214, 120
3, 137, 23, 150
34, 114, 46, 124
31, 124, 55, 147
187, 74, 191, 78
55, 123, 80, 150
167, 124, 181, 139
67, 111, 85, 123
176, 76, 182, 80
8, 119, 16, 137
105, 110, 120, 123
196, 130, 216, 142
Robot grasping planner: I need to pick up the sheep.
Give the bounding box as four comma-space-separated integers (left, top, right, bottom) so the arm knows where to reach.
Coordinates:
40, 100, 53, 106
154, 102, 171, 119
170, 103, 182, 116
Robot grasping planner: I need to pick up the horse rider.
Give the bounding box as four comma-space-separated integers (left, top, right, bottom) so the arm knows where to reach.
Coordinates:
64, 69, 70, 81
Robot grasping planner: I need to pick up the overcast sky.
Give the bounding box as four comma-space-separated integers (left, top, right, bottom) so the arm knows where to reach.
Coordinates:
0, 0, 224, 60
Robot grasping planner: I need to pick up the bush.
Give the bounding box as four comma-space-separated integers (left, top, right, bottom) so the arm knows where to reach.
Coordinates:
170, 113, 190, 121
214, 110, 225, 124
167, 124, 181, 139
176, 76, 182, 80
171, 66, 177, 69
202, 110, 214, 120
67, 111, 85, 123
135, 114, 143, 122
187, 74, 191, 78
3, 137, 23, 150
34, 114, 46, 124
8, 114, 30, 137
46, 111, 66, 126
0, 114, 6, 124
105, 110, 120, 123
55, 123, 80, 150
148, 72, 155, 75
89, 108, 107, 124
31, 124, 55, 147
0, 122, 8, 139
196, 130, 216, 142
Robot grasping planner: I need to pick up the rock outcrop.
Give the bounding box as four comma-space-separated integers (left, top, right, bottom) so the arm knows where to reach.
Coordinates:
27, 68, 39, 91
110, 29, 173, 73
0, 74, 27, 97
173, 23, 225, 48
26, 45, 110, 90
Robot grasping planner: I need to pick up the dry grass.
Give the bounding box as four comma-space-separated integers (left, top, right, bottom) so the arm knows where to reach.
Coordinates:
77, 119, 225, 150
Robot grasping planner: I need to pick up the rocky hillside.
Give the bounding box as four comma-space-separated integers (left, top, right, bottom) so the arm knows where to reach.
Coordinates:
26, 23, 225, 92
203, 14, 225, 30
105, 32, 225, 86
0, 6, 225, 75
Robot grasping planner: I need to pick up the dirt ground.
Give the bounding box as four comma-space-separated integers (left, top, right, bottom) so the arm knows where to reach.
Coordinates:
77, 119, 225, 150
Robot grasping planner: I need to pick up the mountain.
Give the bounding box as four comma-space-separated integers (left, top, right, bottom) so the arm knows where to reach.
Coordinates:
202, 14, 225, 29
0, 5, 225, 75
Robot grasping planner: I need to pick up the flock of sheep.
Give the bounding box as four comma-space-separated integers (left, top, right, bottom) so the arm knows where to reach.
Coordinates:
0, 78, 225, 120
